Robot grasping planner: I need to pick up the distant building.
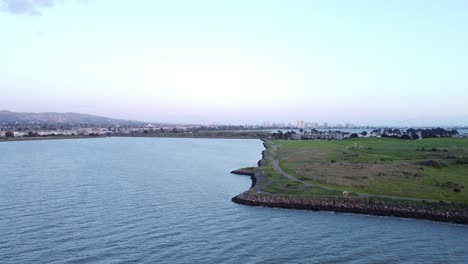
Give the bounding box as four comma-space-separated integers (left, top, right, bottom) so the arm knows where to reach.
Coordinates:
290, 134, 302, 140
302, 132, 344, 140
289, 130, 346, 140
370, 129, 381, 137
297, 120, 304, 129
417, 131, 423, 139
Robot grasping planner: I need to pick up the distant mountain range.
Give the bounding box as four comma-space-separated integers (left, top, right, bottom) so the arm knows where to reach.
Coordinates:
0, 110, 147, 126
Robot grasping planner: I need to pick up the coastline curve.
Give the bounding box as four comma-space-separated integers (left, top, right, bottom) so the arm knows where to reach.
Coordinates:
230, 139, 468, 225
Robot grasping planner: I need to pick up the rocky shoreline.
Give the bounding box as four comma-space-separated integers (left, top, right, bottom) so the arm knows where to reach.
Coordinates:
230, 142, 468, 225
232, 190, 468, 224
230, 169, 259, 189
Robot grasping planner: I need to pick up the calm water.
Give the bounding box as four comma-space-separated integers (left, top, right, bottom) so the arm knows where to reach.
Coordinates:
0, 138, 467, 264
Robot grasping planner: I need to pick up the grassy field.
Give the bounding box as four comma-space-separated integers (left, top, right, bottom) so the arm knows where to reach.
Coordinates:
268, 138, 468, 203
255, 158, 348, 197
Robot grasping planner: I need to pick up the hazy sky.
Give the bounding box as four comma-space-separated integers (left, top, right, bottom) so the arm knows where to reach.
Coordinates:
1, 0, 467, 125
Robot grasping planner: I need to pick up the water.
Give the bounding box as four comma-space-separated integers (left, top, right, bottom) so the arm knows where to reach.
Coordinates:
0, 137, 467, 263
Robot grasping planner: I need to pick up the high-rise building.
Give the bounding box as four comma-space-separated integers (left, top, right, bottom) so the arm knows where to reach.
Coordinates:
324, 122, 328, 128
297, 120, 304, 128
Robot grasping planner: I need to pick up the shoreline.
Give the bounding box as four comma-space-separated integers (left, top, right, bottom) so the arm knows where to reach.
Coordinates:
232, 190, 468, 225
0, 135, 107, 143
231, 140, 468, 225
0, 133, 266, 143
3, 135, 467, 224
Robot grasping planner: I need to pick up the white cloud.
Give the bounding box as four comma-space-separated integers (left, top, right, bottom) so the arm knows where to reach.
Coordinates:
0, 0, 88, 16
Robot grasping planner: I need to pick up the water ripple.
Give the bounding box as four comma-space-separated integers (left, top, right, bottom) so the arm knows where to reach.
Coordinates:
1, 138, 467, 263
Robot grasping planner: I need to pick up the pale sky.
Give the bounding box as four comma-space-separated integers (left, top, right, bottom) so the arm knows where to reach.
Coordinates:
1, 0, 467, 126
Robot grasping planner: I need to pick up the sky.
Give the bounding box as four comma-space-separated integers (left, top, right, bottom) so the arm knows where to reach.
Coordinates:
1, 0, 467, 126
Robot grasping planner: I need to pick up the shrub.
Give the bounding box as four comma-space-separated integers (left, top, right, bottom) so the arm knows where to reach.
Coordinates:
455, 158, 468, 165
419, 160, 447, 168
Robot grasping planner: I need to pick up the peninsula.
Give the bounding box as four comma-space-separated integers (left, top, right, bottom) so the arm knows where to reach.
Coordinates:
231, 138, 468, 224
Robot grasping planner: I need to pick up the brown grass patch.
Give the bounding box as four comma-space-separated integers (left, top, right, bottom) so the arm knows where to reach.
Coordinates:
292, 161, 421, 187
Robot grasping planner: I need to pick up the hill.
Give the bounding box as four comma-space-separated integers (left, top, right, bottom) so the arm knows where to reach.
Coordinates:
0, 110, 146, 126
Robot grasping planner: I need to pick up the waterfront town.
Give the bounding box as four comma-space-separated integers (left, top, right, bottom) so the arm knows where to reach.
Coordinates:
0, 111, 467, 140
273, 127, 465, 140
1, 120, 467, 140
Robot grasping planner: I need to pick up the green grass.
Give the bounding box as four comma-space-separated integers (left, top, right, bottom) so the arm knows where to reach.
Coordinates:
270, 137, 468, 202
258, 165, 346, 196
254, 147, 353, 197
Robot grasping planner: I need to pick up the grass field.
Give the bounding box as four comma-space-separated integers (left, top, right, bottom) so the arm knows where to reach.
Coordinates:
267, 138, 468, 203
256, 159, 348, 197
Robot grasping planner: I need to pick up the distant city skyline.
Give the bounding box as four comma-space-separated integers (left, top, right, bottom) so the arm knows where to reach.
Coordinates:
1, 1, 467, 126
2, 109, 467, 128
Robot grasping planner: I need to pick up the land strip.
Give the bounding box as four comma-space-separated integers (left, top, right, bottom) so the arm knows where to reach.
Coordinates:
231, 138, 468, 224
0, 131, 270, 143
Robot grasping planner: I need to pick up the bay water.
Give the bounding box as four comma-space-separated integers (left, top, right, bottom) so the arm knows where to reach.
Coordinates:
0, 138, 467, 263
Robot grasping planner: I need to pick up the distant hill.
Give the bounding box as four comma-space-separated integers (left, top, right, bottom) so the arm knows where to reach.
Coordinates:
0, 110, 147, 126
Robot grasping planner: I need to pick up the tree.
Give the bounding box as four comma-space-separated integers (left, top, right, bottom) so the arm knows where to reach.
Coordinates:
400, 134, 412, 140
272, 131, 284, 140
5, 131, 14, 138
27, 131, 38, 137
